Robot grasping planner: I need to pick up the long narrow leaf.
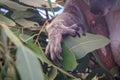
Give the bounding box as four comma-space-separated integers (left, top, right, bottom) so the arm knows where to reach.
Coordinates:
0, 22, 44, 80
0, 14, 16, 26
26, 43, 79, 79
48, 0, 55, 16
16, 46, 43, 80
63, 33, 110, 59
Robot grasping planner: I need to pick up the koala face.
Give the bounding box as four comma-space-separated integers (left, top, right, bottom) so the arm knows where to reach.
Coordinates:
89, 0, 117, 15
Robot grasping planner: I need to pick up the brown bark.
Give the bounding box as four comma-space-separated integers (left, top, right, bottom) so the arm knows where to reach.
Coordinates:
78, 0, 116, 70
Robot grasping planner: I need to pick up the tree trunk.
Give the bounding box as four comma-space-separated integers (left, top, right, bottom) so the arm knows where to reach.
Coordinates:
78, 0, 116, 70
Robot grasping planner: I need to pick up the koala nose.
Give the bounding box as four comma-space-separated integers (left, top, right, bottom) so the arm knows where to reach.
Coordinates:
90, 7, 103, 15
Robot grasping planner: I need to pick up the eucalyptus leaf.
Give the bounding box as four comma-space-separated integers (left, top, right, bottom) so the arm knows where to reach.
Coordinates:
26, 43, 77, 79
0, 0, 30, 11
1, 29, 7, 46
10, 28, 21, 37
0, 22, 44, 80
26, 43, 54, 64
63, 33, 110, 59
11, 11, 35, 19
7, 64, 17, 80
0, 46, 4, 53
19, 34, 33, 43
44, 74, 49, 80
16, 46, 44, 80
61, 43, 78, 71
15, 18, 39, 28
48, 67, 58, 80
19, 0, 57, 8
0, 22, 21, 47
0, 14, 16, 26
91, 76, 98, 80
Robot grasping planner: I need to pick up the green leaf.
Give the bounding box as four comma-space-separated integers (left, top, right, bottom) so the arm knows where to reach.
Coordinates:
19, 34, 33, 43
92, 76, 98, 80
15, 18, 39, 28
63, 33, 110, 59
0, 0, 30, 11
6, 64, 17, 80
11, 28, 33, 43
19, 0, 57, 8
26, 43, 53, 64
26, 43, 78, 79
16, 46, 44, 80
0, 14, 16, 26
0, 22, 21, 46
11, 11, 35, 19
0, 22, 44, 80
44, 74, 49, 80
61, 43, 78, 71
48, 67, 58, 80
10, 28, 21, 37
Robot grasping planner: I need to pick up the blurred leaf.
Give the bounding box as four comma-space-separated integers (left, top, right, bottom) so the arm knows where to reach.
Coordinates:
92, 76, 98, 80
15, 18, 39, 28
44, 74, 49, 80
0, 22, 21, 46
63, 33, 110, 59
80, 73, 89, 79
16, 46, 44, 80
11, 11, 35, 19
0, 22, 44, 80
0, 0, 30, 11
19, 34, 33, 43
19, 0, 57, 8
0, 14, 16, 26
1, 29, 7, 46
10, 28, 21, 37
61, 43, 78, 71
26, 43, 78, 79
0, 45, 4, 53
7, 64, 17, 80
26, 43, 49, 63
48, 67, 58, 80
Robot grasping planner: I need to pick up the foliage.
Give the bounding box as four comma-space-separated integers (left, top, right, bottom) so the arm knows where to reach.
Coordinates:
0, 0, 117, 80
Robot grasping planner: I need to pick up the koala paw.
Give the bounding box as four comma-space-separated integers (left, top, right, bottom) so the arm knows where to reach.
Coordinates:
45, 22, 84, 67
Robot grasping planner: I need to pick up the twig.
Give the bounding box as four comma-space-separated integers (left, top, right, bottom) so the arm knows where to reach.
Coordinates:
34, 20, 49, 44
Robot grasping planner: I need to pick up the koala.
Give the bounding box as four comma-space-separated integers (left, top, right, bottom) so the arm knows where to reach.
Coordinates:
89, 0, 117, 15
45, 0, 119, 67
45, 0, 88, 67
89, 0, 120, 66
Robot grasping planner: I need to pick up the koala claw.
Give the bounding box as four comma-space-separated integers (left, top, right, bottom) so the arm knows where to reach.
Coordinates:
45, 22, 84, 67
